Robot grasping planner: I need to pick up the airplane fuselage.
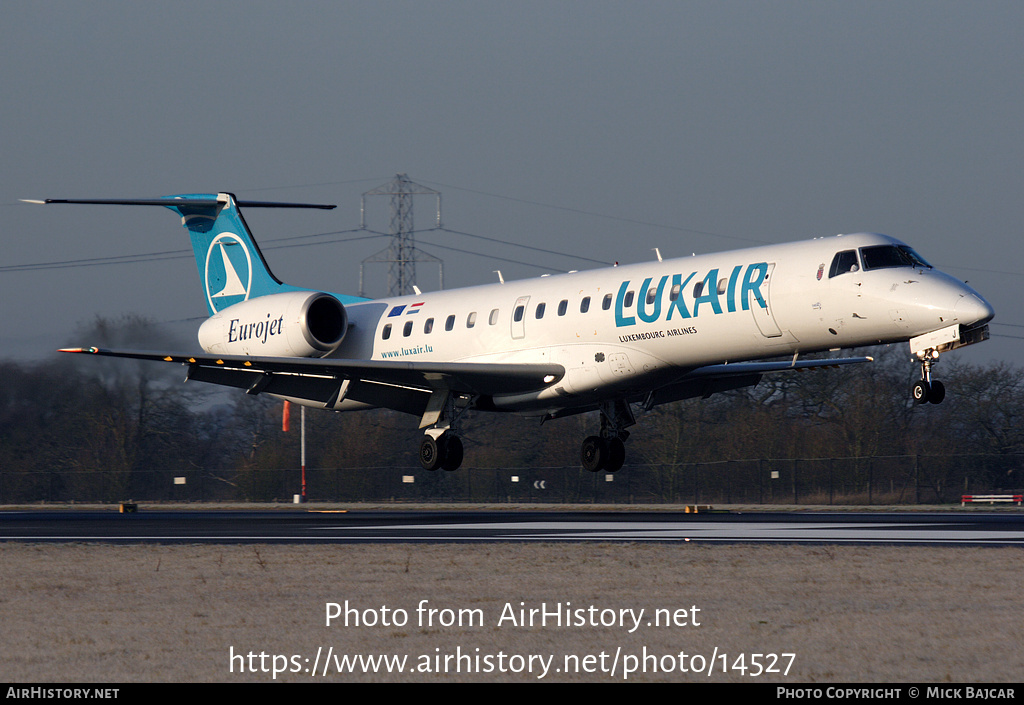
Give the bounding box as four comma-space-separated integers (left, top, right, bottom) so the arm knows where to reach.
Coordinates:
330, 232, 990, 415
44, 193, 994, 472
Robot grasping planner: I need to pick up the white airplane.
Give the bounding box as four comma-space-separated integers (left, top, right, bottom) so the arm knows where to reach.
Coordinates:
30, 193, 994, 472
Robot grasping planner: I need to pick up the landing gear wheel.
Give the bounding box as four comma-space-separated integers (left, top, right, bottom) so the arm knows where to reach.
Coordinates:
419, 435, 443, 471
581, 436, 608, 472
913, 353, 946, 405
912, 380, 931, 404
605, 437, 626, 473
441, 434, 464, 471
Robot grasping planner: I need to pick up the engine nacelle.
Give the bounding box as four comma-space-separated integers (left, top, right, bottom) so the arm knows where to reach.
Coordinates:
198, 291, 347, 357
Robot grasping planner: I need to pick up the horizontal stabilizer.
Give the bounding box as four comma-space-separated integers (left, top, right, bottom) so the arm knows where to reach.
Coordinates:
28, 192, 360, 315
22, 197, 335, 209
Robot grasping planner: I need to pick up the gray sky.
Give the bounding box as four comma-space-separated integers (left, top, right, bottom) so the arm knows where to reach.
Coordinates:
2, 0, 1021, 365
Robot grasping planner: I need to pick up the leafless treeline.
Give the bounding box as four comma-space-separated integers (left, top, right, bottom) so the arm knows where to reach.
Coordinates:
1, 317, 1021, 503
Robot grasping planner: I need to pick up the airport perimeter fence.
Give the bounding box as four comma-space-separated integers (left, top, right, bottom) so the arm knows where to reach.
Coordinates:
1, 454, 1022, 505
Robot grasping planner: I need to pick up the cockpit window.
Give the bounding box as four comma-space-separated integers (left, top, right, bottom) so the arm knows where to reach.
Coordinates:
860, 245, 932, 271
829, 250, 860, 278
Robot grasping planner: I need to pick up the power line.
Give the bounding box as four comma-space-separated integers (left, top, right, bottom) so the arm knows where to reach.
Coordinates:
414, 239, 565, 273
0, 250, 193, 272
419, 178, 770, 246
237, 176, 392, 194
1, 220, 589, 276
936, 263, 1024, 278
420, 179, 1024, 278
0, 229, 383, 273
436, 227, 611, 266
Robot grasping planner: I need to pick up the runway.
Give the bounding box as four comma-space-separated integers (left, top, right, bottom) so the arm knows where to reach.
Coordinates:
2, 508, 1024, 545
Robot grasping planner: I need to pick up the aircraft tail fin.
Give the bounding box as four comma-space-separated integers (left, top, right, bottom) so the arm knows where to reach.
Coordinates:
25, 193, 355, 315
164, 193, 319, 315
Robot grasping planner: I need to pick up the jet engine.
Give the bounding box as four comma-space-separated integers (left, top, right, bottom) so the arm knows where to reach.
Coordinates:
198, 291, 347, 357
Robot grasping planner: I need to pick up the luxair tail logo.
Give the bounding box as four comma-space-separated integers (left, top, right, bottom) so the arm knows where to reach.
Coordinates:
205, 233, 252, 313
615, 262, 769, 327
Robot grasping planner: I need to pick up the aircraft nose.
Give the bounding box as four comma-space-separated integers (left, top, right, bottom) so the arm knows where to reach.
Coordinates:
954, 292, 995, 326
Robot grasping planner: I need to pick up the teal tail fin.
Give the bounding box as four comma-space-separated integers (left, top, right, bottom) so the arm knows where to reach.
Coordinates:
26, 192, 366, 315
163, 193, 316, 315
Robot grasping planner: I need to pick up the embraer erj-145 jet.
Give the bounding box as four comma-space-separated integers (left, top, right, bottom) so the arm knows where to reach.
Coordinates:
30, 193, 994, 472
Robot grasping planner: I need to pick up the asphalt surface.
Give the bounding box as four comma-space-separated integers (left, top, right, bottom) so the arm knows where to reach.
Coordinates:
2, 507, 1023, 545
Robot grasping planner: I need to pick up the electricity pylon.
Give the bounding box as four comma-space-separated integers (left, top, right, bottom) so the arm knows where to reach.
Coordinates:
359, 174, 443, 297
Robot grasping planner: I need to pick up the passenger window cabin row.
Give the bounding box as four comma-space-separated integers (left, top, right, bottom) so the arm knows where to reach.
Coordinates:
381, 245, 934, 340
381, 292, 615, 340
379, 274, 761, 341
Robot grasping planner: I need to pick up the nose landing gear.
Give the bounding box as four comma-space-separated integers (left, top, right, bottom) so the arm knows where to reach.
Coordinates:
912, 351, 945, 405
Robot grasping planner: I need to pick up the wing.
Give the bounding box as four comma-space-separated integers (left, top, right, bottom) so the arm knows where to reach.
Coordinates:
60, 346, 870, 420
59, 347, 565, 415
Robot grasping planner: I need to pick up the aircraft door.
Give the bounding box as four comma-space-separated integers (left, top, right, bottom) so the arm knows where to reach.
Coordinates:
823, 248, 864, 337
511, 296, 530, 339
750, 262, 784, 338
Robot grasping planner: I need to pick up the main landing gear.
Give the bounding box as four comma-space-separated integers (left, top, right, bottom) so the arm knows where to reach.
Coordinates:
419, 431, 464, 471
581, 400, 634, 473
912, 350, 945, 405
418, 391, 468, 471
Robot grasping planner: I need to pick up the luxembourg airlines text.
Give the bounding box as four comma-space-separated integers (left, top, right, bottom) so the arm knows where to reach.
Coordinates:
618, 327, 698, 343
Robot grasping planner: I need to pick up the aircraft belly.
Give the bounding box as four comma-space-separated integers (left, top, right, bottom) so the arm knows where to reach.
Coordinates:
491, 349, 680, 414
567, 365, 601, 393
